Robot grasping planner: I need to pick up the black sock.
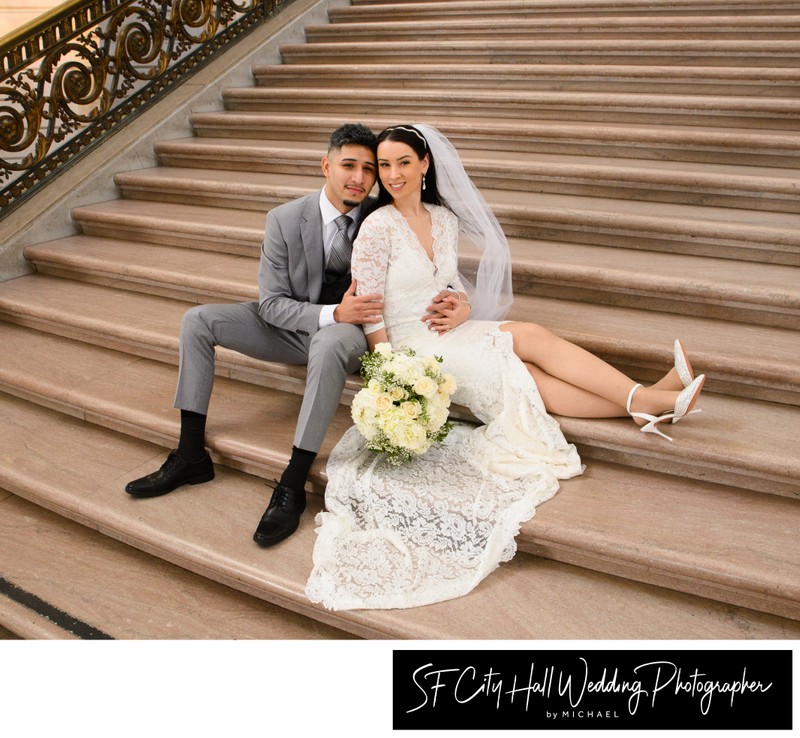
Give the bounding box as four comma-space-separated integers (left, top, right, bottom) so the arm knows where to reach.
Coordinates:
279, 446, 317, 492
178, 410, 207, 462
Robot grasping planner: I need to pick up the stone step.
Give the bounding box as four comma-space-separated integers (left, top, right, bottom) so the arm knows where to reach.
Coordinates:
2, 393, 796, 639
94, 172, 800, 265
23, 230, 800, 334
0, 282, 798, 497
0, 491, 353, 639
25, 235, 260, 304
3, 265, 799, 407
280, 39, 800, 67
255, 62, 800, 97
6, 253, 800, 405
307, 16, 800, 43
342, 0, 800, 19
222, 86, 800, 131
0, 335, 798, 622
187, 112, 800, 168
154, 137, 800, 215
488, 186, 800, 265
72, 198, 269, 255
0, 596, 65, 639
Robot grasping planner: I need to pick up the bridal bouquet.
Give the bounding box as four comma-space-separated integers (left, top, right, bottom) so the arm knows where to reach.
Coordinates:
351, 343, 457, 465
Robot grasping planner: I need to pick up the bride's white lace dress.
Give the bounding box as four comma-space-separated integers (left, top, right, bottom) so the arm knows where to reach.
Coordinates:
305, 204, 583, 610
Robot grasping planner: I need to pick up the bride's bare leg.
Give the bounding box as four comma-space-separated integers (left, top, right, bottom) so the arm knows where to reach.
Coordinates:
651, 367, 683, 391
526, 363, 627, 418
500, 322, 680, 418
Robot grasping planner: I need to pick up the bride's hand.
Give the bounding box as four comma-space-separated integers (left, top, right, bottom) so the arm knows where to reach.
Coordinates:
422, 291, 471, 335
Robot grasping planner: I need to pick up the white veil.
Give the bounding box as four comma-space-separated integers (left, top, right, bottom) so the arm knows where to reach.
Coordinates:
413, 123, 514, 321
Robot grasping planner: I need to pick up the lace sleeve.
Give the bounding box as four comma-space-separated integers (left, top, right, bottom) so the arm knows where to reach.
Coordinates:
352, 209, 390, 335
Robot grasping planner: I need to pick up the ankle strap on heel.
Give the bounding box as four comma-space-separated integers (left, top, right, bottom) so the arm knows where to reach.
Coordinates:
626, 383, 643, 414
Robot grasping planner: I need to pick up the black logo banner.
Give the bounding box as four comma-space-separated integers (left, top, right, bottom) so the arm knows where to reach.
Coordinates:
393, 650, 792, 730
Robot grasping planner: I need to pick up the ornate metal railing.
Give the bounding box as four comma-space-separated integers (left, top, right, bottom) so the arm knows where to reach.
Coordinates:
0, 0, 291, 218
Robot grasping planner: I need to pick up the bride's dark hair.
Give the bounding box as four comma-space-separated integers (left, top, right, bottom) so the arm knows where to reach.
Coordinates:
374, 125, 443, 209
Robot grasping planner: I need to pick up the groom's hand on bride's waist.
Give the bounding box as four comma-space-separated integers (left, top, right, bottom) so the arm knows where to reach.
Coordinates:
423, 290, 471, 334
334, 278, 383, 325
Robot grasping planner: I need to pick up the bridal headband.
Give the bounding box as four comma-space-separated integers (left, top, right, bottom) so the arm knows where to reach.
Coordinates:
384, 126, 428, 149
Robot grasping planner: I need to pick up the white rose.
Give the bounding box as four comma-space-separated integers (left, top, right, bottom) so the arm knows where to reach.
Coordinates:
413, 376, 438, 398
374, 393, 393, 412
374, 342, 392, 356
389, 386, 407, 401
401, 400, 421, 419
367, 377, 382, 395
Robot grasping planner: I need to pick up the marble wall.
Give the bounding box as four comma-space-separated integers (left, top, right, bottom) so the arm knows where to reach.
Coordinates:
0, 1, 63, 41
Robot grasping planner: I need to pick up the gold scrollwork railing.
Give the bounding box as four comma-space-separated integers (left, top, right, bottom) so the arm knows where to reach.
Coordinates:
0, 0, 291, 218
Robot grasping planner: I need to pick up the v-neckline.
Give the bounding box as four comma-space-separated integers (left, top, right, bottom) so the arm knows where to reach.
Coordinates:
394, 205, 437, 268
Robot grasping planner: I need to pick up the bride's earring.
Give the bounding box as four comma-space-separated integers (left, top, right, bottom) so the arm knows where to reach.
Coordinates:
422, 173, 427, 191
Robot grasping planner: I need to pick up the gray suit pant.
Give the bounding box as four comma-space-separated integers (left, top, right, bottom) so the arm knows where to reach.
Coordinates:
173, 301, 366, 454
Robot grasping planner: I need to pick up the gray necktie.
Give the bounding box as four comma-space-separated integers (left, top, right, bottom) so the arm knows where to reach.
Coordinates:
326, 214, 352, 278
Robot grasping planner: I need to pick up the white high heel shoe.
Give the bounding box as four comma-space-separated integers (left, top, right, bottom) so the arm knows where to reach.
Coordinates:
626, 374, 705, 442
671, 374, 705, 424
673, 338, 695, 388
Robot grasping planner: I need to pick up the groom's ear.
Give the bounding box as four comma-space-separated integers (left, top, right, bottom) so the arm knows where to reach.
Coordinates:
320, 155, 331, 178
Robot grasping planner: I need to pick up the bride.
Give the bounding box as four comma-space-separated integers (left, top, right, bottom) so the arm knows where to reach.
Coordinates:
305, 124, 705, 611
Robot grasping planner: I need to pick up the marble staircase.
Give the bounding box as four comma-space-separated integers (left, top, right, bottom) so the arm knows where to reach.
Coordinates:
0, 0, 798, 639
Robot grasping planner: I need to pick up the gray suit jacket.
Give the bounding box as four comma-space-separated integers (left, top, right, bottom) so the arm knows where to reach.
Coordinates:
258, 191, 372, 339
257, 192, 329, 339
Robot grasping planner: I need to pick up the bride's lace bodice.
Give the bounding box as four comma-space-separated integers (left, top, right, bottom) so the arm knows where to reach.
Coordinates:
353, 204, 466, 339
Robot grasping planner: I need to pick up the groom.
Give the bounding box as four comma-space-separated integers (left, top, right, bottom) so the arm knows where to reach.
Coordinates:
125, 123, 382, 547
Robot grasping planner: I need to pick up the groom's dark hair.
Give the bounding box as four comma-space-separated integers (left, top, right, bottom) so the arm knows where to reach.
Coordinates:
373, 124, 443, 210
327, 123, 377, 153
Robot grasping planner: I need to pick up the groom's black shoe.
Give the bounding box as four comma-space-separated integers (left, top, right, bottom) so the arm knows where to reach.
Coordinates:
253, 483, 306, 547
125, 449, 214, 497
